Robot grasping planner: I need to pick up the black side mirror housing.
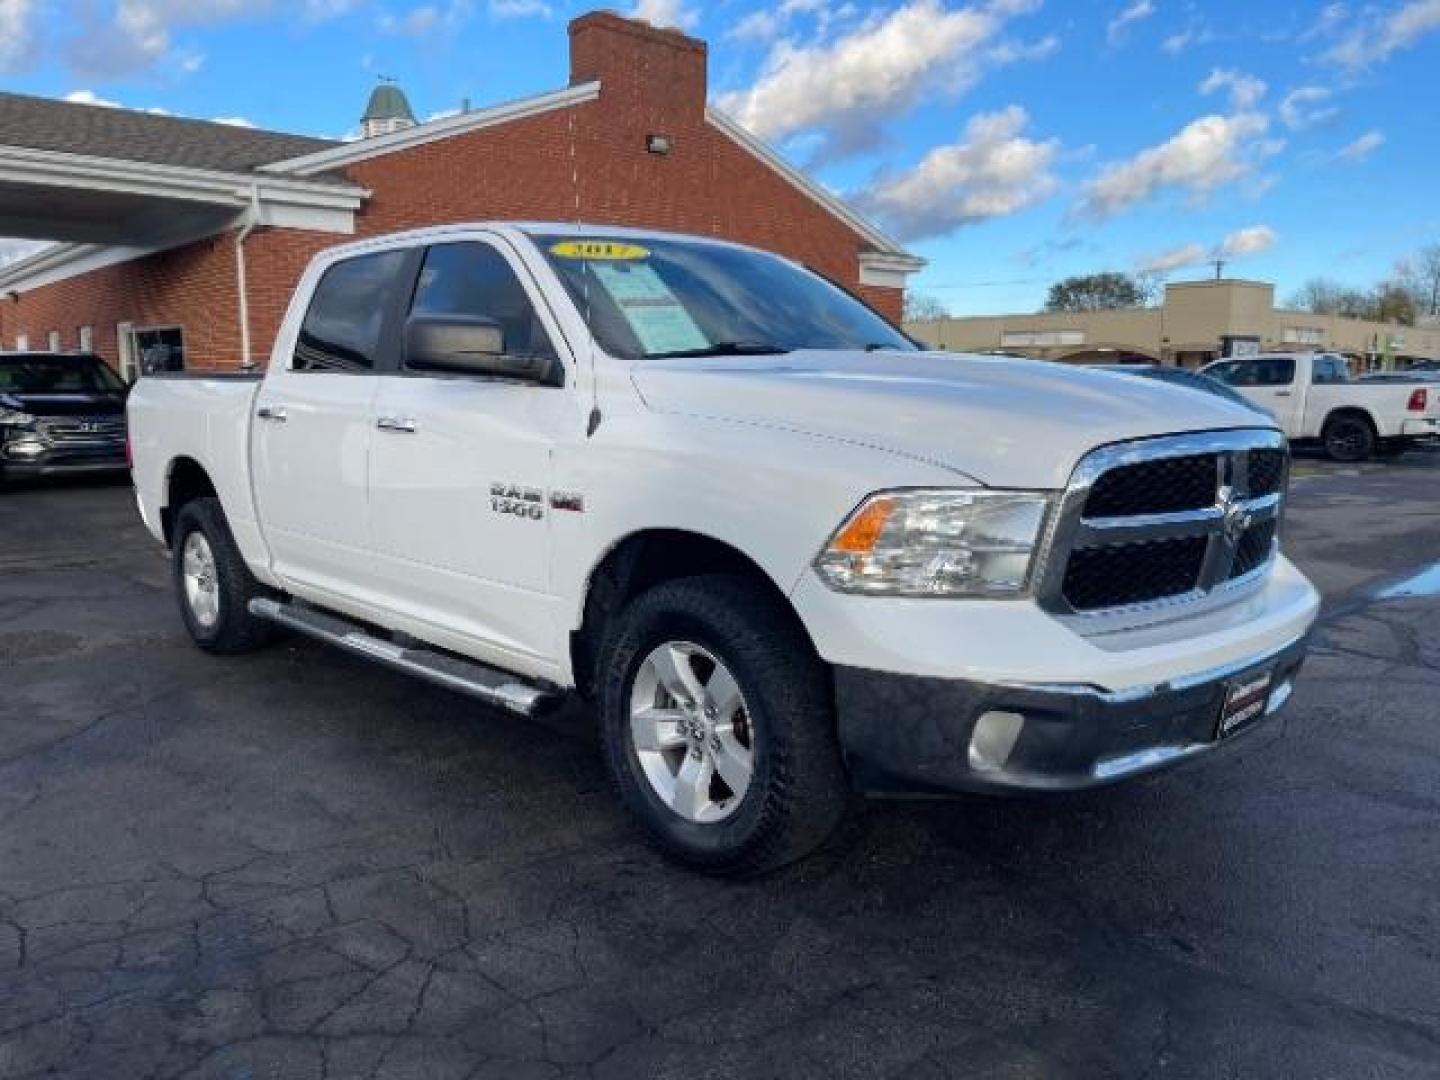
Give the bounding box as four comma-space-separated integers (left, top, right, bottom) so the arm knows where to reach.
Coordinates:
405, 315, 560, 385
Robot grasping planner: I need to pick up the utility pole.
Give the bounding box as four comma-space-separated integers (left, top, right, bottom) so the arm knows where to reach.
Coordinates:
1211, 259, 1226, 280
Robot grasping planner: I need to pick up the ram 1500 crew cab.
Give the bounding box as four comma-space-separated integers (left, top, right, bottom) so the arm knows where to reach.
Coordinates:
1202, 351, 1440, 461
129, 224, 1321, 874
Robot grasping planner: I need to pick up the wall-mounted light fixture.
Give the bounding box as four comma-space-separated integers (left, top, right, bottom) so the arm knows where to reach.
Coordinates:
4, 290, 18, 303
646, 134, 672, 155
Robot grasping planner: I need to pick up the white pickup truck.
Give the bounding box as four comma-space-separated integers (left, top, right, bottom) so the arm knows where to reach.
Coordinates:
129, 223, 1320, 873
1201, 352, 1440, 461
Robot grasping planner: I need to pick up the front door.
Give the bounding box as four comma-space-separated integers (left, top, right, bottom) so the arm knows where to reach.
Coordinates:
251, 248, 409, 605
367, 238, 580, 672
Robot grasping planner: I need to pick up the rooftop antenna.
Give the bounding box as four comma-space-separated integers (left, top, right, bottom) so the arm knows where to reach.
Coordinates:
1211, 258, 1226, 280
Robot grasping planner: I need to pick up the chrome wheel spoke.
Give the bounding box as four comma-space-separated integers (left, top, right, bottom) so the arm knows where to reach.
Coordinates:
631, 707, 688, 752
704, 665, 742, 721
650, 644, 706, 707
672, 752, 715, 821
711, 726, 753, 795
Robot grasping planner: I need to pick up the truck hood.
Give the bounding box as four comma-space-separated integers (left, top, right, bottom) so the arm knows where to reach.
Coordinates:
631, 351, 1275, 489
0, 390, 126, 418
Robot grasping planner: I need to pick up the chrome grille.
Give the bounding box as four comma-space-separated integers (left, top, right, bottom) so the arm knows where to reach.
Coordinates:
38, 415, 126, 446
1038, 430, 1287, 622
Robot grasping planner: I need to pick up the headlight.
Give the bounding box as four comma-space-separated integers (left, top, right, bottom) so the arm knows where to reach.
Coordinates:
0, 408, 36, 429
814, 489, 1051, 597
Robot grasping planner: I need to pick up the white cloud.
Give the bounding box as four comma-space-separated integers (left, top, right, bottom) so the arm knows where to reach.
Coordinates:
489, 0, 551, 17
1278, 85, 1338, 131
629, 0, 698, 30
1139, 243, 1208, 274
1220, 224, 1276, 256
1327, 0, 1440, 68
62, 0, 360, 75
1336, 129, 1385, 162
1300, 2, 1348, 42
1107, 0, 1154, 46
716, 0, 1044, 158
1078, 112, 1279, 219
1138, 225, 1276, 275
0, 0, 37, 73
1199, 68, 1267, 110
728, 0, 844, 42
64, 90, 124, 108
379, 5, 441, 34
858, 106, 1059, 241
1160, 19, 1214, 53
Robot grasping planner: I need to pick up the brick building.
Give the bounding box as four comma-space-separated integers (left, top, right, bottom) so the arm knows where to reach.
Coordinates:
0, 12, 921, 376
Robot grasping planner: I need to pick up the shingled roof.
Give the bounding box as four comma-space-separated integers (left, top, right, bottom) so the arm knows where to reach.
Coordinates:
0, 92, 339, 174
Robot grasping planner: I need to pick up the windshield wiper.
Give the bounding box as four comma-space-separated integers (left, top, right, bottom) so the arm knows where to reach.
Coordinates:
646, 341, 792, 359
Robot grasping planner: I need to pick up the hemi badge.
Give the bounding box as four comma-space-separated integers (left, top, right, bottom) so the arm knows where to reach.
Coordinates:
550, 491, 585, 513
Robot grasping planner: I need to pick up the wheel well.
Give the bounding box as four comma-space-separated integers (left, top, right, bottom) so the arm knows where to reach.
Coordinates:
161, 457, 217, 547
570, 530, 807, 699
1322, 407, 1378, 437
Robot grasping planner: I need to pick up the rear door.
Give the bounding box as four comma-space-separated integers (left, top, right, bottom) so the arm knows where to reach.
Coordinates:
1212, 356, 1302, 434
251, 248, 411, 602
366, 236, 582, 672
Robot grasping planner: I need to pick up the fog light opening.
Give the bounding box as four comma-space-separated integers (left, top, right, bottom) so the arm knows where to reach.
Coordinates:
969, 710, 1025, 773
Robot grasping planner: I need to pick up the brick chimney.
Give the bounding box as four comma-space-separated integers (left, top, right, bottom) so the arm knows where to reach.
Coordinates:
568, 11, 708, 122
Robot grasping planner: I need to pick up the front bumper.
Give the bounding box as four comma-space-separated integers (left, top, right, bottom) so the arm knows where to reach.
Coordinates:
1, 440, 127, 477
836, 632, 1309, 795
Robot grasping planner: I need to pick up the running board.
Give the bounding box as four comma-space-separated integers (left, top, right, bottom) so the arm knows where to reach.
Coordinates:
247, 598, 560, 717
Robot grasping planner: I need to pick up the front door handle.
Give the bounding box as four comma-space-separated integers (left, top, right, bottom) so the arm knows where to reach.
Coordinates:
256, 405, 288, 422
1274, 391, 1293, 397
376, 417, 417, 434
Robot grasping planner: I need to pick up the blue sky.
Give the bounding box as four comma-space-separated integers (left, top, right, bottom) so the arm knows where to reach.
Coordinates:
2, 0, 1438, 314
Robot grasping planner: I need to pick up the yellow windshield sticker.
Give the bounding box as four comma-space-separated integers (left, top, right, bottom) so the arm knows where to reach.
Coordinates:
549, 240, 650, 261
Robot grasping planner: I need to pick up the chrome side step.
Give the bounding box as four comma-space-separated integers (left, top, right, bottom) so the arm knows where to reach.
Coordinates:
247, 598, 561, 717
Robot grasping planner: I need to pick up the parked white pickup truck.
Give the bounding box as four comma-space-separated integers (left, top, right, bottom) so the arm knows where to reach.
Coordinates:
1201, 352, 1440, 461
129, 223, 1320, 873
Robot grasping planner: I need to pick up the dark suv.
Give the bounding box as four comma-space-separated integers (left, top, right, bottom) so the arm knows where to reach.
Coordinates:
0, 352, 129, 483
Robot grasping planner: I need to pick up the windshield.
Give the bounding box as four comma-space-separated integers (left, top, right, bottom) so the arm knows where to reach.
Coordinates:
531, 233, 915, 360
0, 355, 125, 394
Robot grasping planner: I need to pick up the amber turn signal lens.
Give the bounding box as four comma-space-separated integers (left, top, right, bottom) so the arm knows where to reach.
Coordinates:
829, 496, 896, 554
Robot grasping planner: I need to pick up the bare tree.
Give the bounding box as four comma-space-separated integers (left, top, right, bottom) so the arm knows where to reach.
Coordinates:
1394, 244, 1440, 318
903, 292, 949, 323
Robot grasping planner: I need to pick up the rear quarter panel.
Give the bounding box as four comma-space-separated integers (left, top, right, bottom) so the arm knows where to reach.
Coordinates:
1304, 383, 1423, 438
128, 376, 270, 575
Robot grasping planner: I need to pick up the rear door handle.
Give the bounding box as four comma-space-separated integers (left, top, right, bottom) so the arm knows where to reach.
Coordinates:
256, 405, 288, 422
1274, 391, 1292, 397
376, 417, 417, 434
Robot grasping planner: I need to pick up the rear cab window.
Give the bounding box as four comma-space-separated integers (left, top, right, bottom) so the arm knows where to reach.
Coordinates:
294, 251, 408, 373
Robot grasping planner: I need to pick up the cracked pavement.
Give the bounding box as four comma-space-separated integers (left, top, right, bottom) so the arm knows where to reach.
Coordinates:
2, 453, 1438, 1079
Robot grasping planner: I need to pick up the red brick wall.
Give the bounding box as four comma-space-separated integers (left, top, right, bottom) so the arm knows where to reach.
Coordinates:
3, 12, 904, 369
2, 237, 241, 372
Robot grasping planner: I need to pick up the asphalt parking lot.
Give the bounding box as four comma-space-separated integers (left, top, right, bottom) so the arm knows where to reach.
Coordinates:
2, 452, 1438, 1080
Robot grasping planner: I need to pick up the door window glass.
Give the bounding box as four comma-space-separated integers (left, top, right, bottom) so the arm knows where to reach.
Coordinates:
1312, 355, 1349, 384
294, 251, 407, 372
1226, 356, 1295, 386
410, 243, 556, 363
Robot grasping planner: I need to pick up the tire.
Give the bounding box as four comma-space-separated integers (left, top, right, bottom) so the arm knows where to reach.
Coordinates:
171, 497, 277, 654
596, 574, 848, 876
1322, 415, 1376, 462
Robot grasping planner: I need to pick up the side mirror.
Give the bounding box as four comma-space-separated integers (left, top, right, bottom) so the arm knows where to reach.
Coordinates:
405, 315, 559, 384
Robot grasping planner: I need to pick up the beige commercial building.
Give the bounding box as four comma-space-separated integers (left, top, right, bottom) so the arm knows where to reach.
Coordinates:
909, 278, 1440, 369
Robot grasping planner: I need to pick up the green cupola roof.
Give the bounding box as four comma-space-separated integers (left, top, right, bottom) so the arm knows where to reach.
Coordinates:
362, 83, 417, 124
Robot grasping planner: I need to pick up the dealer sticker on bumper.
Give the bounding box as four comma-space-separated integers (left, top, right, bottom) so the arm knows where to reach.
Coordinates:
1218, 670, 1273, 738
